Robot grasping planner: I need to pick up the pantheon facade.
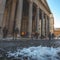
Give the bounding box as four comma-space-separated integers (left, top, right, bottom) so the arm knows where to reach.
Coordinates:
0, 0, 52, 38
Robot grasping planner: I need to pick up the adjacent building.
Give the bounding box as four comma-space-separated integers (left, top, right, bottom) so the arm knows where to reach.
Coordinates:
54, 28, 60, 37
0, 0, 53, 38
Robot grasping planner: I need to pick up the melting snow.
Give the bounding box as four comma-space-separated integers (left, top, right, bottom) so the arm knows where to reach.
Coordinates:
7, 46, 60, 60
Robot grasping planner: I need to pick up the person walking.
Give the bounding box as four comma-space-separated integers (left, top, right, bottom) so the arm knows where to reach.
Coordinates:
51, 33, 55, 40
48, 32, 52, 40
14, 27, 19, 40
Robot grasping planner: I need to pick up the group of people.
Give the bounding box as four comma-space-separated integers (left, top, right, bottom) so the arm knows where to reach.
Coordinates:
2, 27, 8, 38
31, 32, 55, 40
48, 32, 55, 40
31, 32, 39, 39
0, 27, 55, 40
2, 27, 19, 38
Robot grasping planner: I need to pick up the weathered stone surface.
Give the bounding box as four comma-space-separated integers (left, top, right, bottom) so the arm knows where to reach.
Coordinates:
0, 0, 6, 26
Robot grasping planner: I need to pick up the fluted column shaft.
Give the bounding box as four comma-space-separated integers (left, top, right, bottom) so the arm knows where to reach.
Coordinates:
28, 0, 33, 38
41, 11, 45, 36
36, 7, 39, 33
0, 0, 6, 27
45, 15, 48, 36
16, 0, 23, 37
9, 0, 17, 34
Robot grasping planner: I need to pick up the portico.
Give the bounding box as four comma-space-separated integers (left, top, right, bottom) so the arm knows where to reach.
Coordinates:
0, 0, 51, 38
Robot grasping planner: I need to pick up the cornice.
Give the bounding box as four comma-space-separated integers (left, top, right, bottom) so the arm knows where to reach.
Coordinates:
38, 0, 51, 14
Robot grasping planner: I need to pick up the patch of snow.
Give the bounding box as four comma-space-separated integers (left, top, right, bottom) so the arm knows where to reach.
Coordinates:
7, 46, 60, 60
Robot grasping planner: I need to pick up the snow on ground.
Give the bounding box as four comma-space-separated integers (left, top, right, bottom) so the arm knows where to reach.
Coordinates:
6, 46, 60, 60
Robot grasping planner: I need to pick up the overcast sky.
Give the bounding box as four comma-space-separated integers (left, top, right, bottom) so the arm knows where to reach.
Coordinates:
47, 0, 60, 28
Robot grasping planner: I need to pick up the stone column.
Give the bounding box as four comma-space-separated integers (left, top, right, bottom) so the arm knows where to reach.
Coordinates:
48, 17, 50, 33
16, 0, 23, 37
8, 0, 17, 34
36, 6, 39, 33
0, 0, 6, 37
45, 15, 48, 36
5, 0, 12, 29
41, 11, 45, 36
0, 0, 6, 27
47, 16, 50, 36
28, 0, 33, 38
40, 19, 41, 37
2, 8, 8, 28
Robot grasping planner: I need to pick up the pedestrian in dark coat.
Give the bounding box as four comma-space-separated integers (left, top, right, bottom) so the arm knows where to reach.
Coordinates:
52, 33, 55, 39
3, 27, 8, 38
48, 32, 52, 40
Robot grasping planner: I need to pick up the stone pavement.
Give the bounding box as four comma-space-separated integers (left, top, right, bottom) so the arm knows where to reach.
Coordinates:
0, 38, 60, 51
